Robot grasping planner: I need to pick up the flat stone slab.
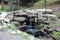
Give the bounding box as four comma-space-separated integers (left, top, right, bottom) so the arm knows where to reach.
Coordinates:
0, 30, 25, 40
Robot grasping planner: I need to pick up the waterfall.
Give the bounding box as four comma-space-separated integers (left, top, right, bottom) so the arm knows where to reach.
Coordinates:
27, 15, 35, 29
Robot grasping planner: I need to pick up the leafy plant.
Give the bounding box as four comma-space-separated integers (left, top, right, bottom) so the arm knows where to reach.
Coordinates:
53, 31, 60, 40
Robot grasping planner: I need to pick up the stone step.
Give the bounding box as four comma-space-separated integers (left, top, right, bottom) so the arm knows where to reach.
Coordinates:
12, 21, 19, 25
13, 17, 26, 21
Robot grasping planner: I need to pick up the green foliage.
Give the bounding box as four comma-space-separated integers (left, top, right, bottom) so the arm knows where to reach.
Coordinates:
51, 22, 60, 27
53, 31, 60, 40
30, 0, 45, 8
54, 0, 60, 4
38, 24, 48, 30
0, 5, 12, 12
7, 23, 17, 32
42, 11, 53, 14
30, 0, 60, 8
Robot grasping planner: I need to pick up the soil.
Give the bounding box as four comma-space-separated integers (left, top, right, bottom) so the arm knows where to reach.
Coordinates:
46, 4, 60, 11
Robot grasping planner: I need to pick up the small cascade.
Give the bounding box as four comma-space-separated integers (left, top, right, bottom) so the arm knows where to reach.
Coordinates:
26, 15, 36, 29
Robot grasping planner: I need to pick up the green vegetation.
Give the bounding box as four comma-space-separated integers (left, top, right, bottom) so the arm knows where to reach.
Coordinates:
53, 31, 60, 40
30, 0, 45, 8
0, 0, 60, 11
53, 11, 60, 17
0, 3, 11, 12
54, 0, 60, 4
